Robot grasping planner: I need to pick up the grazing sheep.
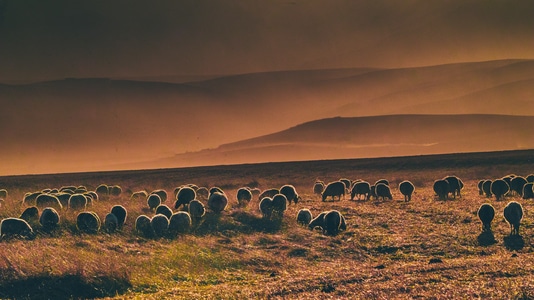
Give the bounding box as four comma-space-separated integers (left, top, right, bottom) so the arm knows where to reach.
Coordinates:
209, 187, 225, 196
510, 176, 527, 196
526, 174, 534, 183
259, 188, 279, 200
368, 185, 377, 200
68, 194, 88, 211
296, 209, 312, 226
151, 189, 168, 203
477, 203, 495, 232
187, 184, 199, 191
375, 179, 389, 186
444, 176, 462, 198
522, 183, 534, 199
196, 187, 209, 200
236, 187, 253, 207
135, 215, 153, 237
60, 186, 76, 193
313, 181, 325, 195
36, 194, 63, 211
147, 194, 162, 211
104, 213, 119, 233
0, 218, 34, 239
131, 190, 148, 201
110, 205, 127, 228
259, 197, 274, 219
350, 181, 371, 201
85, 191, 99, 203
339, 178, 352, 192
482, 180, 493, 197
39, 207, 60, 231
491, 179, 509, 201
502, 175, 515, 188
504, 201, 523, 236
208, 192, 228, 213
250, 188, 261, 197
322, 181, 345, 202
150, 214, 169, 238
271, 194, 288, 218
0, 189, 7, 199
20, 206, 39, 225
54, 193, 71, 208
155, 204, 173, 219
173, 187, 182, 199
308, 212, 328, 230
175, 186, 196, 209
375, 183, 393, 201
478, 180, 485, 196
95, 184, 109, 198
188, 199, 206, 221
23, 192, 42, 206
323, 210, 347, 236
168, 211, 192, 235
280, 184, 299, 205
399, 181, 415, 202
433, 179, 449, 200
109, 185, 122, 197
76, 211, 101, 234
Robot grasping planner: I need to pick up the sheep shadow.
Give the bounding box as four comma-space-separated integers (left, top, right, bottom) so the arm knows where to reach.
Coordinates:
503, 234, 525, 251
477, 231, 497, 246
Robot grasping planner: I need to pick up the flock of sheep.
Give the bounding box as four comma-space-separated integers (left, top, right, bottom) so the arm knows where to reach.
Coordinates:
0, 172, 532, 240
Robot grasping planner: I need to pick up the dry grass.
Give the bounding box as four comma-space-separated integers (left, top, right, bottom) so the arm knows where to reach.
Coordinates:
0, 150, 534, 299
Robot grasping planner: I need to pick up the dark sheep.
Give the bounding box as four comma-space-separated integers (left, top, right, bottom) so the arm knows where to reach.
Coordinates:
20, 206, 39, 226
135, 215, 153, 237
444, 176, 462, 198
109, 185, 122, 197
398, 180, 415, 202
350, 181, 371, 201
151, 189, 168, 203
187, 184, 199, 191
104, 213, 119, 233
236, 187, 253, 207
36, 194, 63, 211
313, 181, 325, 195
490, 179, 509, 201
280, 184, 299, 205
250, 188, 261, 197
68, 194, 88, 211
339, 178, 352, 192
0, 218, 34, 239
259, 188, 279, 200
433, 179, 449, 200
477, 203, 495, 232
84, 191, 99, 203
110, 205, 127, 229
55, 193, 71, 208
150, 214, 169, 238
502, 175, 514, 188
322, 181, 345, 202
155, 204, 173, 219
0, 189, 7, 199
296, 209, 312, 226
271, 194, 288, 218
208, 191, 228, 213
375, 183, 392, 201
510, 176, 527, 196
173, 187, 182, 199
308, 212, 328, 230
375, 179, 389, 186
131, 190, 148, 201
147, 194, 162, 211
368, 185, 377, 200
209, 187, 225, 195
482, 180, 492, 198
23, 192, 42, 206
188, 199, 206, 221
60, 186, 77, 193
478, 180, 485, 196
526, 174, 534, 183
95, 184, 109, 198
174, 187, 196, 209
196, 187, 209, 200
168, 211, 192, 235
522, 183, 534, 199
323, 210, 347, 236
76, 211, 101, 234
259, 197, 274, 219
39, 207, 60, 231
504, 201, 523, 236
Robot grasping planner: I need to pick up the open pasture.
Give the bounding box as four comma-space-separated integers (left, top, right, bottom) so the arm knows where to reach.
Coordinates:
0, 150, 534, 299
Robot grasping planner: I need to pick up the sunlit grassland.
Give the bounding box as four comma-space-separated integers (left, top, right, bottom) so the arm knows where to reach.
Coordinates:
0, 150, 534, 299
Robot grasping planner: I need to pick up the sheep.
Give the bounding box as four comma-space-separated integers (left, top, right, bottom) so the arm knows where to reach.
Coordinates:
135, 215, 153, 237
174, 186, 197, 209
109, 185, 122, 197
147, 194, 162, 211
250, 188, 261, 197
502, 175, 515, 187
280, 184, 299, 205
155, 204, 173, 219
510, 176, 527, 196
482, 180, 492, 197
0, 218, 34, 239
35, 194, 63, 211
76, 211, 101, 234
151, 189, 168, 203
173, 187, 182, 199
68, 194, 88, 211
236, 187, 253, 207
20, 206, 39, 226
444, 176, 462, 198
168, 211, 192, 235
95, 184, 109, 198
39, 207, 60, 231
490, 179, 509, 201
55, 193, 71, 208
504, 201, 523, 236
350, 181, 371, 201
60, 186, 77, 193
339, 178, 352, 192
23, 192, 41, 206
208, 191, 228, 213
104, 213, 119, 233
313, 181, 325, 195
526, 174, 534, 183
322, 181, 345, 202
433, 179, 449, 200
368, 185, 377, 200
375, 183, 392, 201
323, 210, 347, 236
196, 187, 209, 200
398, 180, 415, 202
209, 187, 225, 195
478, 180, 485, 196
271, 194, 288, 218
296, 209, 312, 226
188, 199, 206, 221
131, 190, 148, 201
259, 188, 279, 200
308, 212, 328, 230
375, 179, 389, 186
477, 203, 495, 232
0, 189, 7, 199
84, 191, 99, 203
150, 214, 169, 238
259, 197, 274, 219
110, 205, 127, 229
522, 183, 534, 199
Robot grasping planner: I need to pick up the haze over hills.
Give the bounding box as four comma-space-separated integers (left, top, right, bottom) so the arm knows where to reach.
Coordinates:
1, 60, 534, 175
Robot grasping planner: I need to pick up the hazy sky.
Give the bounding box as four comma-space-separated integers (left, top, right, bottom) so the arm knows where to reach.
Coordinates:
1, 0, 534, 82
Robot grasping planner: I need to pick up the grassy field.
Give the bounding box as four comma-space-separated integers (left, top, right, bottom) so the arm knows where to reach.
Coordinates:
1, 149, 534, 299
